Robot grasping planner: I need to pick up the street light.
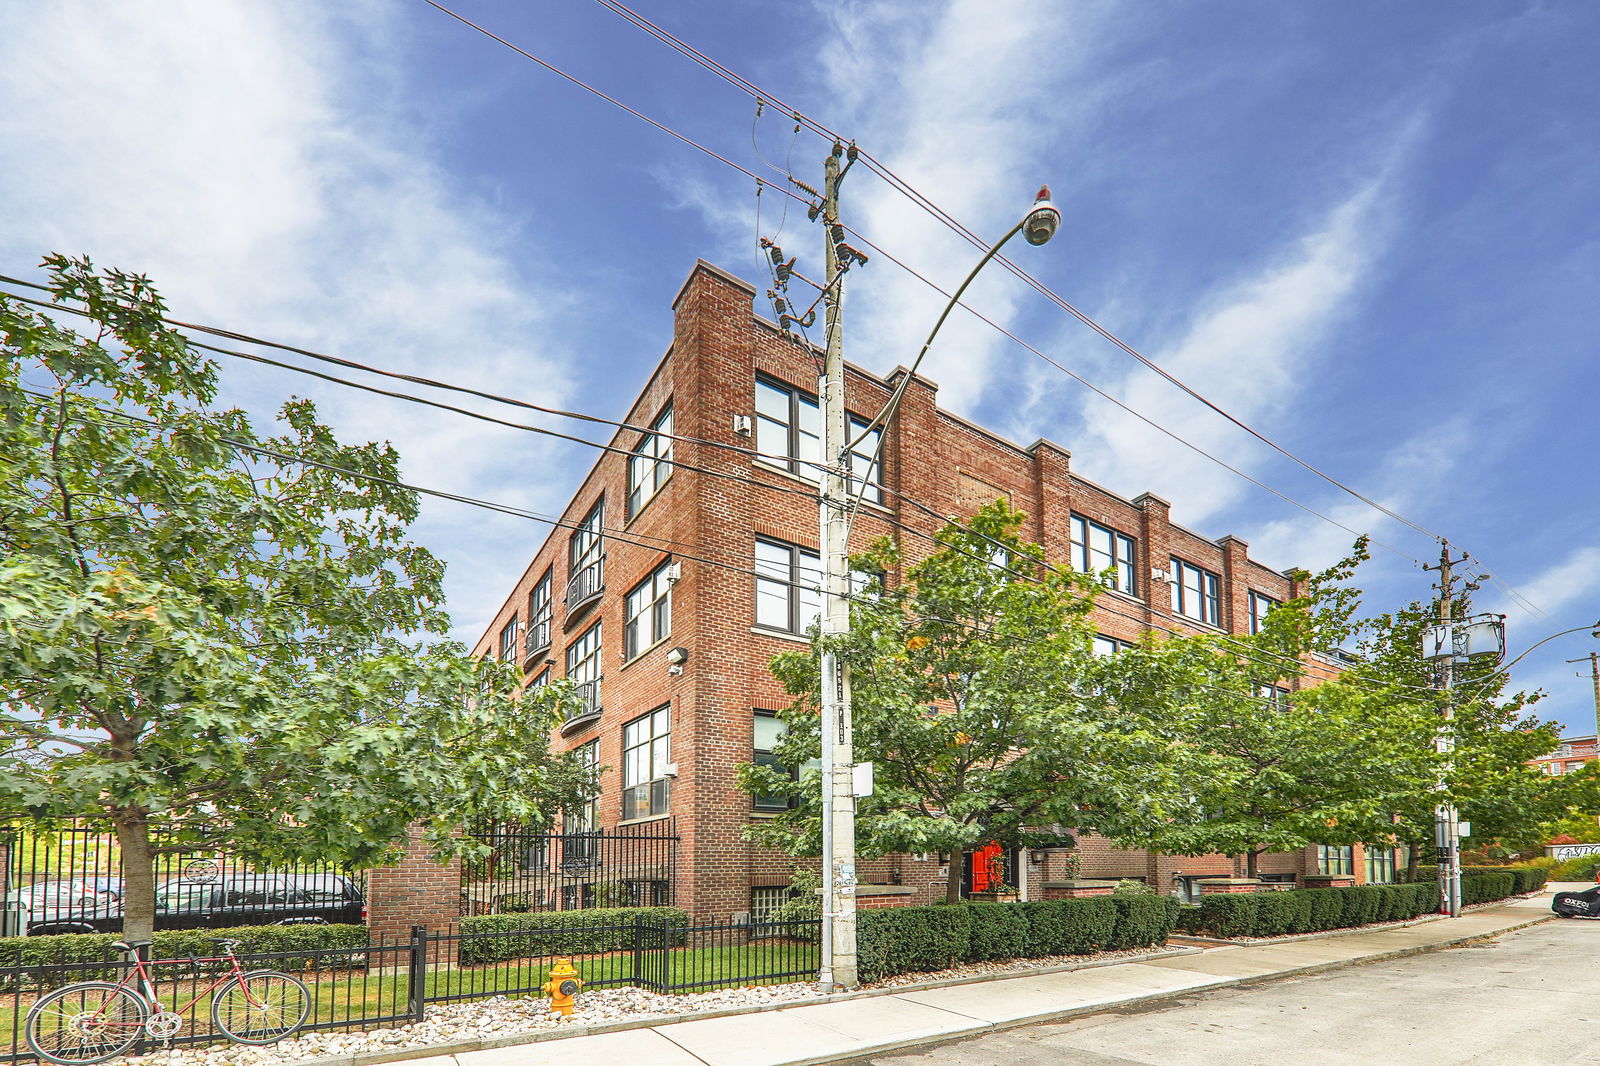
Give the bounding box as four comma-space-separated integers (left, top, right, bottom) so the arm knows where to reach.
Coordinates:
816, 182, 1061, 991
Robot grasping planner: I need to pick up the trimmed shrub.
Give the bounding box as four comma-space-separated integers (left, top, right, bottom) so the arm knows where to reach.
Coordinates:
457, 907, 688, 965
1461, 873, 1515, 906
0, 924, 369, 990
857, 905, 971, 983
1303, 888, 1344, 931
1017, 898, 1117, 956
1189, 894, 1257, 939
962, 902, 1029, 961
1108, 896, 1178, 949
1251, 891, 1311, 937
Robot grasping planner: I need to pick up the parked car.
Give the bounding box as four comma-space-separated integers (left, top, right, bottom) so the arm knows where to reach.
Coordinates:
12, 873, 364, 936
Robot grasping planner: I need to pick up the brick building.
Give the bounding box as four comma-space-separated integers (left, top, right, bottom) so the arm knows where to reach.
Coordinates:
1532, 734, 1599, 777
470, 260, 1400, 919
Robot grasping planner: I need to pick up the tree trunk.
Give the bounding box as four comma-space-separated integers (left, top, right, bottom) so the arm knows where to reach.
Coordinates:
1405, 842, 1422, 883
112, 808, 156, 942
946, 855, 964, 903
1246, 849, 1262, 879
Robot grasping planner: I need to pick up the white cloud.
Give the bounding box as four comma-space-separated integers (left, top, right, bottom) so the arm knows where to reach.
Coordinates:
1499, 546, 1600, 625
0, 0, 580, 637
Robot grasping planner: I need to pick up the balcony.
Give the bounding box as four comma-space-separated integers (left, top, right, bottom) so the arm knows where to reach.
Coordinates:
521, 618, 552, 671
560, 677, 602, 736
564, 561, 604, 628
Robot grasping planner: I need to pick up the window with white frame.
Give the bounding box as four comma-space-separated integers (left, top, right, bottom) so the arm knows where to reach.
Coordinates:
1364, 845, 1396, 884
625, 561, 673, 659
1248, 590, 1279, 635
566, 622, 602, 712
566, 739, 599, 834
622, 705, 671, 820
1171, 558, 1221, 626
498, 617, 520, 662
627, 404, 673, 518
754, 377, 881, 501
1070, 516, 1137, 595
568, 498, 605, 604
526, 571, 552, 656
1253, 682, 1291, 707
755, 538, 823, 634
1317, 845, 1353, 876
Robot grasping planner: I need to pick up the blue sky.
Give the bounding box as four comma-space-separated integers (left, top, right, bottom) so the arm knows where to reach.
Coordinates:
2, 1, 1597, 736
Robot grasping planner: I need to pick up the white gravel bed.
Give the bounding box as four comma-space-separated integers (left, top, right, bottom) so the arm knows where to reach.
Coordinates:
119, 946, 1171, 1066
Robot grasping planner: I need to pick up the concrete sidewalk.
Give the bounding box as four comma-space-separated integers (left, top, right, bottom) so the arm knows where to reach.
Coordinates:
366, 888, 1563, 1066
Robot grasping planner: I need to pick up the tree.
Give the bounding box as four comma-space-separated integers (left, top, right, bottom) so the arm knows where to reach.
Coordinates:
740, 502, 1185, 902
0, 256, 591, 939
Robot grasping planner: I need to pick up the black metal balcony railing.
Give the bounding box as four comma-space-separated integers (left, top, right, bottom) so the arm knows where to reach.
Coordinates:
522, 617, 552, 667
569, 560, 604, 611
560, 678, 602, 735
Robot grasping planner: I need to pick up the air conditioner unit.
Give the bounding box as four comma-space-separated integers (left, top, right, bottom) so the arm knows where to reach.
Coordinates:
662, 762, 679, 778
733, 414, 752, 437
664, 563, 682, 584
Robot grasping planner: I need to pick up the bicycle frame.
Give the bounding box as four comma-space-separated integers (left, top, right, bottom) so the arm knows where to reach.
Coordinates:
112, 946, 256, 1021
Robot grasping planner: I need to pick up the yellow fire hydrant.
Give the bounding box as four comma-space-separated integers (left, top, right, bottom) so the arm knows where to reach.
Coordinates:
542, 958, 583, 1018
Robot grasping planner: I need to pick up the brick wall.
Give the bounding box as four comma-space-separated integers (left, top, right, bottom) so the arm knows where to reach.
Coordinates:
366, 825, 461, 942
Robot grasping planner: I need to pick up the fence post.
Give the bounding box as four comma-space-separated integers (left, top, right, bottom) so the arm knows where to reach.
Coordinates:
408, 925, 428, 1024
631, 919, 644, 988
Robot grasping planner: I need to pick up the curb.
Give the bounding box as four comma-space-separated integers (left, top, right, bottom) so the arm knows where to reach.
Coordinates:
283, 906, 1555, 1066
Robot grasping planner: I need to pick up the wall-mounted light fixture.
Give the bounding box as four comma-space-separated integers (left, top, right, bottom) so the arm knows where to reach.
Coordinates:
666, 646, 689, 676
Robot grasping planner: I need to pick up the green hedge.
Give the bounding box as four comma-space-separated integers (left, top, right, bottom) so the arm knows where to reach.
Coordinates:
1413, 865, 1549, 894
855, 896, 1175, 983
457, 907, 689, 965
0, 924, 369, 991
1173, 872, 1531, 940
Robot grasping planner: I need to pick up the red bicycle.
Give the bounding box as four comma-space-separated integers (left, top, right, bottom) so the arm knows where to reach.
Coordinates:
24, 938, 310, 1064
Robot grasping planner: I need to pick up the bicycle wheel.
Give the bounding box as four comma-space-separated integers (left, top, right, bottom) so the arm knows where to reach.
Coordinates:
210, 970, 310, 1045
25, 981, 149, 1065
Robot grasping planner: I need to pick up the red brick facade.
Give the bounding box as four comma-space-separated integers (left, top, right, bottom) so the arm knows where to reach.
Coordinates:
468, 260, 1374, 919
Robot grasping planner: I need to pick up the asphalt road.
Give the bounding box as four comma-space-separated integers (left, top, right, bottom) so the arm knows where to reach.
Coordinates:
841, 916, 1600, 1066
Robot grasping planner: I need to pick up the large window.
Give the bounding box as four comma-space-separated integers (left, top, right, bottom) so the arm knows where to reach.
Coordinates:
755, 538, 823, 634
754, 377, 881, 501
1092, 634, 1133, 657
566, 623, 603, 715
1070, 516, 1137, 595
1317, 845, 1353, 877
622, 705, 671, 820
1248, 590, 1278, 635
753, 710, 794, 812
497, 617, 520, 662
568, 498, 605, 606
625, 561, 673, 659
526, 571, 552, 657
1171, 558, 1221, 626
566, 740, 600, 835
1364, 845, 1396, 884
627, 405, 673, 518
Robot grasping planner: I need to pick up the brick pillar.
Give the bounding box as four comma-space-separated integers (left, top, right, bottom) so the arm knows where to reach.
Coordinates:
1217, 534, 1250, 634
1133, 492, 1173, 626
365, 824, 462, 943
1028, 440, 1073, 563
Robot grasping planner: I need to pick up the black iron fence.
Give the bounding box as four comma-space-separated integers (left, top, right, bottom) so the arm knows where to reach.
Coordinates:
0, 824, 365, 937
1, 916, 820, 1061
462, 824, 677, 916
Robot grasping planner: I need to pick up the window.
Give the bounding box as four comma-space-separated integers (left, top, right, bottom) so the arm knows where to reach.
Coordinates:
622, 705, 671, 820
526, 572, 552, 657
625, 561, 673, 659
1092, 634, 1133, 657
1317, 845, 1353, 877
1248, 591, 1279, 635
498, 617, 520, 662
753, 710, 795, 812
628, 880, 669, 906
566, 740, 600, 835
1070, 516, 1137, 595
1171, 558, 1221, 626
627, 405, 673, 518
566, 623, 602, 715
754, 377, 881, 501
568, 499, 605, 606
755, 538, 823, 634
1364, 845, 1396, 884
1253, 682, 1291, 707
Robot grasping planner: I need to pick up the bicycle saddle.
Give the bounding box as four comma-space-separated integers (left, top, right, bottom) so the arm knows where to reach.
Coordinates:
213, 937, 243, 948
112, 939, 154, 952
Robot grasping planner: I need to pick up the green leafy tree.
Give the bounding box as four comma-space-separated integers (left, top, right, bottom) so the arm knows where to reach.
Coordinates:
0, 256, 591, 939
1096, 543, 1436, 878
740, 502, 1184, 903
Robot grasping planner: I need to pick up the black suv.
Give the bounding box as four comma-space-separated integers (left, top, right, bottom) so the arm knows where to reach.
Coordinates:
16, 873, 364, 936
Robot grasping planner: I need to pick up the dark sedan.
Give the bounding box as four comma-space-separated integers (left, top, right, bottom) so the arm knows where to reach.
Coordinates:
13, 873, 363, 936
